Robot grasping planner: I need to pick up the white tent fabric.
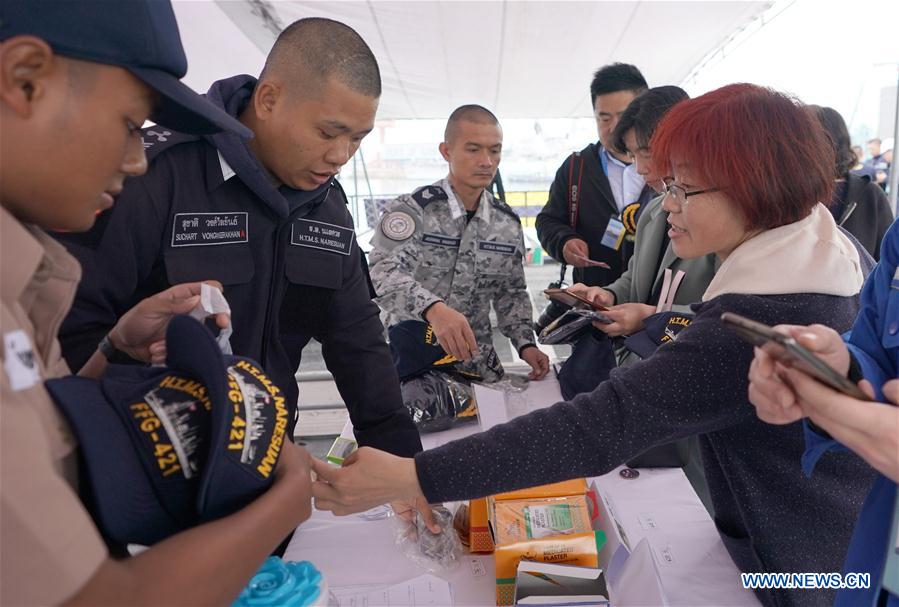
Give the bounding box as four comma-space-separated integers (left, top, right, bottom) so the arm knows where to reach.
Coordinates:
173, 0, 771, 119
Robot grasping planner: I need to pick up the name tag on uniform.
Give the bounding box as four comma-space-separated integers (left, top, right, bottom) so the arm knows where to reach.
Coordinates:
422, 233, 461, 248
171, 212, 248, 247
290, 219, 352, 255
478, 241, 517, 255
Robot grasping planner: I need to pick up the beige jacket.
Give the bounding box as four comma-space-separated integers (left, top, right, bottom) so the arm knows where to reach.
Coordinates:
0, 206, 107, 606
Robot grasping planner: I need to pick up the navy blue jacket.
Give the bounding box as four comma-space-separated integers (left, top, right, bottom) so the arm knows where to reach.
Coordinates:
54, 75, 422, 456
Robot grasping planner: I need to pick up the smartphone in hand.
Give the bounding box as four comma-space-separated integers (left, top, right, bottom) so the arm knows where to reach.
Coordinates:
720, 312, 871, 401
544, 288, 610, 312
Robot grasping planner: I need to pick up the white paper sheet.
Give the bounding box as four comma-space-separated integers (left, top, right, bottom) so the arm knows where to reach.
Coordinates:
331, 574, 453, 607
612, 538, 669, 607
589, 469, 759, 606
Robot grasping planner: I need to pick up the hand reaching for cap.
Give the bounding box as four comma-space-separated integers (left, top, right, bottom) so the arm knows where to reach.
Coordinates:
311, 447, 433, 524
424, 301, 478, 362
111, 281, 230, 365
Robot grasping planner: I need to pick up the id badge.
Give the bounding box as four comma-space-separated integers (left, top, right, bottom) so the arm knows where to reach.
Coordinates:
600, 216, 626, 251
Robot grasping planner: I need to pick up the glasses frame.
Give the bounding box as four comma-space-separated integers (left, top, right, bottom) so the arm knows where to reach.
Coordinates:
662, 179, 720, 206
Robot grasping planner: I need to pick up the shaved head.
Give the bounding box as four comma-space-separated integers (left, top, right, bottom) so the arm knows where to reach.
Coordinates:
444, 104, 499, 143
260, 18, 381, 99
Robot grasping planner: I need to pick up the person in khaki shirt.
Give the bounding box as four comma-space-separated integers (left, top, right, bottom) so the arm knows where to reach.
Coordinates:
0, 1, 314, 604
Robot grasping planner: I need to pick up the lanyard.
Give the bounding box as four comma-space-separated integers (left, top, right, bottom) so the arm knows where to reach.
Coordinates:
656, 268, 686, 313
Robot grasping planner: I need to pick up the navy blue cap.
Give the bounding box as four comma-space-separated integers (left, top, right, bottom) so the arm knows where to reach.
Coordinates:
388, 320, 505, 383
388, 320, 459, 381
0, 1, 251, 138
45, 316, 288, 546
623, 311, 693, 359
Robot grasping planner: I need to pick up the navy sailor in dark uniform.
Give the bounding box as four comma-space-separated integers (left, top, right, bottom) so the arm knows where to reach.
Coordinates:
53, 18, 422, 458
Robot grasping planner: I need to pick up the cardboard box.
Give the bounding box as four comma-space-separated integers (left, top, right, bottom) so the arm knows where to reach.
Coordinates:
493, 479, 588, 502
491, 495, 594, 546
457, 478, 605, 604
469, 497, 495, 553
491, 491, 604, 606
495, 530, 606, 606
466, 480, 591, 556
514, 561, 610, 606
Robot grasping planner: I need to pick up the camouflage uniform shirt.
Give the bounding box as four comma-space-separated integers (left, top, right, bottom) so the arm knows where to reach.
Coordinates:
369, 179, 537, 377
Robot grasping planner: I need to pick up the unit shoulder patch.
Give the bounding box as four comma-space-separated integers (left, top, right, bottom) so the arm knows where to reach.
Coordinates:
411, 185, 448, 208
380, 211, 416, 241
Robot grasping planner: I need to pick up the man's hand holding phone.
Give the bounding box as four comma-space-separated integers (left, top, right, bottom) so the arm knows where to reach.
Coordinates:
747, 323, 854, 424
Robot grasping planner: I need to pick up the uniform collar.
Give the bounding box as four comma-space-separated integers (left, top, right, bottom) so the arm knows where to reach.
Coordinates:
441, 177, 490, 223
0, 206, 81, 305
218, 150, 237, 182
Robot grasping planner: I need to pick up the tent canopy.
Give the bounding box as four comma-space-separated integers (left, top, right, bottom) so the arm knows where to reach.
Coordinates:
173, 0, 771, 119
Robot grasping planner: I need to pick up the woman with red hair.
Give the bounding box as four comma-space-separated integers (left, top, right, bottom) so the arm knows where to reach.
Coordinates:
312, 84, 873, 607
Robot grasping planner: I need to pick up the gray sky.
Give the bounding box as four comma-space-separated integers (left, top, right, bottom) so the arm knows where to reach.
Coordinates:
684, 0, 899, 143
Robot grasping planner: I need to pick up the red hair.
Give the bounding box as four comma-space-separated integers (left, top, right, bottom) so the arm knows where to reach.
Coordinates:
651, 83, 834, 230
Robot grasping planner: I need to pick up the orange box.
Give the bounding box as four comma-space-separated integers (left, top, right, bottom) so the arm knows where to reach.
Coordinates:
468, 497, 495, 553
490, 491, 603, 606
493, 478, 588, 502
490, 495, 594, 547
465, 480, 589, 555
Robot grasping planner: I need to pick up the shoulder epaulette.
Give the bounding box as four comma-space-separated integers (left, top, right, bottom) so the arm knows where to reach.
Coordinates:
490, 196, 521, 223
141, 127, 201, 162
411, 184, 448, 209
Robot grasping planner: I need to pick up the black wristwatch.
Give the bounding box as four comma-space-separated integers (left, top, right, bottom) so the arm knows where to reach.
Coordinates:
98, 334, 122, 361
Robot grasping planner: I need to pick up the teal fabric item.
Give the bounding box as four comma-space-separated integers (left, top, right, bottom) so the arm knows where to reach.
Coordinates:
233, 557, 322, 607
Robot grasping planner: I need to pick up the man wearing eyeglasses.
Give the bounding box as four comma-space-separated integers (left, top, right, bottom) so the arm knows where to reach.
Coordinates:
536, 63, 656, 288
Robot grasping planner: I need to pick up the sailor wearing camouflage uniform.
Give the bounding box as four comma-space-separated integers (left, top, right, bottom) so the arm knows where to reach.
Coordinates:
369, 106, 550, 381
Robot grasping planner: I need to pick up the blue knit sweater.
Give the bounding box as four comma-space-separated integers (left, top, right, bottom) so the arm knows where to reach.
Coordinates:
415, 292, 876, 607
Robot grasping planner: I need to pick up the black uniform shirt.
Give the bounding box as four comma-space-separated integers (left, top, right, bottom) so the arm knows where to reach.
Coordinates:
55, 108, 422, 456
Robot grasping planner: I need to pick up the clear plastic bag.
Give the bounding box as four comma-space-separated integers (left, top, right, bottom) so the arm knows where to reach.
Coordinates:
486, 373, 530, 393
393, 505, 463, 572
400, 372, 479, 433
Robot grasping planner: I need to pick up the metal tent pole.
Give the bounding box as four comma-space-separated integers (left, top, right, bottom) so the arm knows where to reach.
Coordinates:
888, 67, 899, 216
